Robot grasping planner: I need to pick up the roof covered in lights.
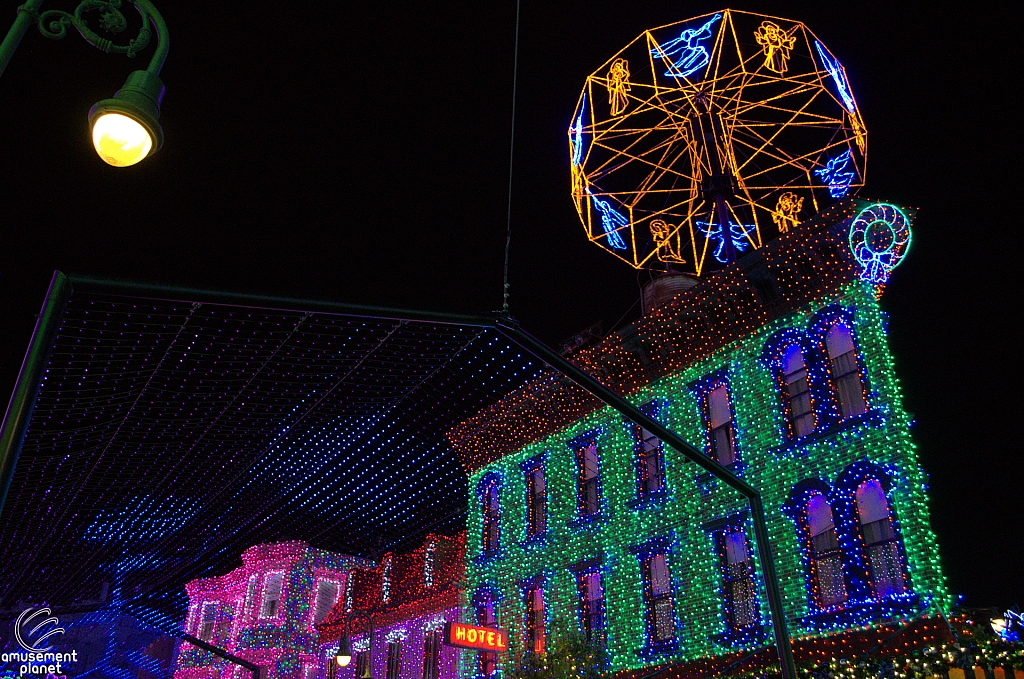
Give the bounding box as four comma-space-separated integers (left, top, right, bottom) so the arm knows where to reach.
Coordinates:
0, 276, 542, 632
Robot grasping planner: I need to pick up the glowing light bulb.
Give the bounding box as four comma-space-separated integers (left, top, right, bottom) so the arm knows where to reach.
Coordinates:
336, 654, 352, 668
91, 112, 153, 167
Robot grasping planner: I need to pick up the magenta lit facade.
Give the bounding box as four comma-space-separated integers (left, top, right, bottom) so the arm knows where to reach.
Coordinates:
174, 541, 371, 679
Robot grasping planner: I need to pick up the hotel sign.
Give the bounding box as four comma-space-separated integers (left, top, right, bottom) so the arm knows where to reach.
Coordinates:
442, 621, 508, 652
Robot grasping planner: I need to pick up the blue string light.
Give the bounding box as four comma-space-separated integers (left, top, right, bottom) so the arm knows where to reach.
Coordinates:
588, 191, 629, 250
815, 150, 856, 198
650, 14, 721, 78
815, 41, 856, 113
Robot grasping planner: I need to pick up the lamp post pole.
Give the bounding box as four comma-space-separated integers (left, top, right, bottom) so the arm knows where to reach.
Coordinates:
0, 0, 169, 165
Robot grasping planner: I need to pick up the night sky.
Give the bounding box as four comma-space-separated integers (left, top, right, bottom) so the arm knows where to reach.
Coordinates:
1, 2, 1019, 609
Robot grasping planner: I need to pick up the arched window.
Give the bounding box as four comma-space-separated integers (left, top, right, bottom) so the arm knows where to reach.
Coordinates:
482, 481, 500, 555
705, 384, 736, 465
825, 323, 867, 419
806, 494, 846, 608
781, 344, 815, 437
719, 530, 758, 630
855, 479, 906, 598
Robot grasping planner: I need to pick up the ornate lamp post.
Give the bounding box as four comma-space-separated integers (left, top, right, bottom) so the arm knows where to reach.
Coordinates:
0, 0, 169, 166
331, 610, 374, 679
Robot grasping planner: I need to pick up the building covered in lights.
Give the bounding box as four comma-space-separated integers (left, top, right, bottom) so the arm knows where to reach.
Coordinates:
173, 541, 371, 679
448, 199, 949, 676
316, 534, 465, 679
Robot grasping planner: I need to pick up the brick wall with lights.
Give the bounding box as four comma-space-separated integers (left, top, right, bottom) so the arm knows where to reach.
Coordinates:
316, 534, 466, 679
450, 199, 948, 676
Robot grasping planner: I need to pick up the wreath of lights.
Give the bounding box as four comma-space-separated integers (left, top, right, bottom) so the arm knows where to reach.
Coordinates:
848, 203, 912, 285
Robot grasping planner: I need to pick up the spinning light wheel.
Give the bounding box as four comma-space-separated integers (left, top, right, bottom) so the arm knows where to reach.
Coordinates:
569, 9, 867, 274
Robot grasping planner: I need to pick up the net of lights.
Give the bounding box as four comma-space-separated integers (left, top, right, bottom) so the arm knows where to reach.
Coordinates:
453, 210, 946, 673
1, 289, 543, 629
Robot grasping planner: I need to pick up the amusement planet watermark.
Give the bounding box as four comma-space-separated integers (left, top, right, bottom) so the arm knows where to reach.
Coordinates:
2, 607, 77, 677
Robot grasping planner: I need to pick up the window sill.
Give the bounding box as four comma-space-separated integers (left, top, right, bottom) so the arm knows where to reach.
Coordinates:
628, 490, 672, 511
696, 460, 747, 486
520, 532, 548, 549
637, 639, 678, 660
800, 592, 921, 631
569, 513, 606, 532
712, 625, 768, 649
474, 549, 504, 567
769, 409, 886, 458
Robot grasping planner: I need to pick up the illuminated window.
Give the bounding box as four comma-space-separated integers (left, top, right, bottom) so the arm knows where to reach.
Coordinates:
825, 322, 867, 419
261, 573, 284, 618
641, 552, 675, 644
635, 422, 665, 499
199, 602, 217, 641
806, 494, 847, 608
576, 570, 605, 644
386, 641, 402, 679
476, 590, 497, 676
720, 530, 758, 630
524, 584, 546, 654
856, 479, 906, 598
781, 344, 815, 437
704, 384, 737, 465
313, 580, 340, 625
245, 575, 259, 616
576, 440, 602, 518
422, 629, 442, 679
482, 481, 500, 555
525, 463, 547, 538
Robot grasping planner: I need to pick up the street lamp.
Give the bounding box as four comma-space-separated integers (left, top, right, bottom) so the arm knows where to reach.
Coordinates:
332, 610, 373, 679
0, 0, 169, 166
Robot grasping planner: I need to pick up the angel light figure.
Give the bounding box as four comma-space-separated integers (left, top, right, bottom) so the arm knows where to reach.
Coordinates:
650, 14, 721, 78
754, 21, 796, 74
771, 192, 804, 233
650, 219, 686, 263
606, 58, 631, 115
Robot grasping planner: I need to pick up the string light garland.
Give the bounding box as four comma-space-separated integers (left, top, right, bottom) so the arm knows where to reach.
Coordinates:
454, 199, 947, 675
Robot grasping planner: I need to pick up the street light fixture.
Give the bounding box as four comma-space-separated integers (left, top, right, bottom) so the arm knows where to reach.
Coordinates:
335, 635, 352, 668
332, 610, 373, 679
0, 0, 169, 166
